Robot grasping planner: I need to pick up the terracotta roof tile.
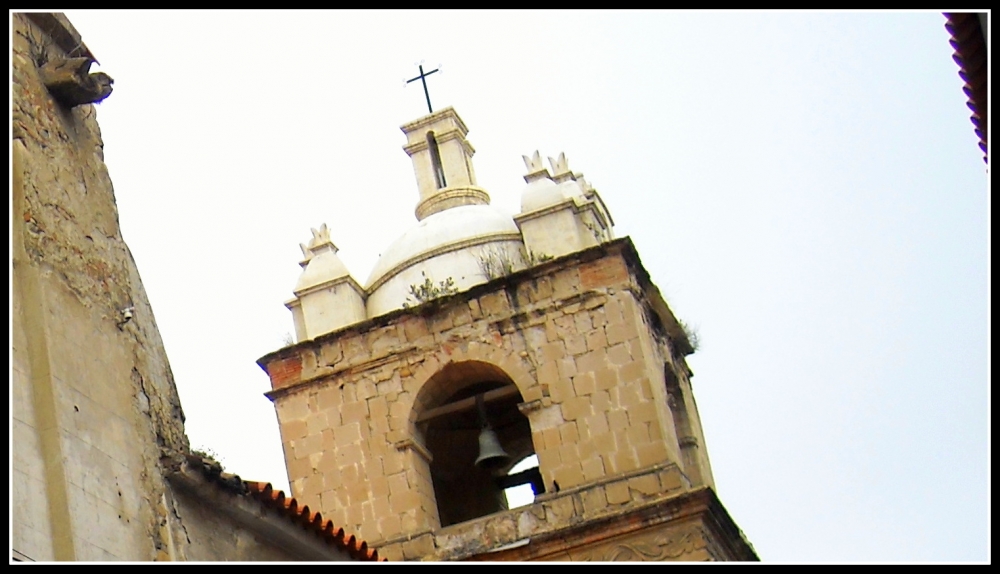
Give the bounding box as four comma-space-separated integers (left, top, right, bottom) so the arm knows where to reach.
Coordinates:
944, 13, 988, 162
185, 454, 385, 562
244, 481, 383, 562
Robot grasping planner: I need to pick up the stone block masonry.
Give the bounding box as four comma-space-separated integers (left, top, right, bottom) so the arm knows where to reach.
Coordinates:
260, 238, 717, 556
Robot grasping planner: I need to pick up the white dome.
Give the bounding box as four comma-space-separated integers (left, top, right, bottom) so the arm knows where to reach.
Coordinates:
367, 205, 521, 288
520, 176, 587, 214
365, 204, 525, 317
556, 179, 587, 201
520, 177, 563, 213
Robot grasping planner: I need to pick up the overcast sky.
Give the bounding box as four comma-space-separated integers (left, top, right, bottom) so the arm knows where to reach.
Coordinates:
56, 10, 989, 563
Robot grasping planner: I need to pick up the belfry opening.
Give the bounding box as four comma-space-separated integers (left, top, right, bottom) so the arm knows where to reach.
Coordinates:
413, 361, 540, 527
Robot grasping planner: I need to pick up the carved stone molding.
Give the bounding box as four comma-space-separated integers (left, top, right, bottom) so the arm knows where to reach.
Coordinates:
571, 524, 707, 562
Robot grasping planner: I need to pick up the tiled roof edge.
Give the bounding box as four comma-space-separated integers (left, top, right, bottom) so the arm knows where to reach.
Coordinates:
944, 12, 989, 163
244, 481, 384, 562
181, 453, 385, 562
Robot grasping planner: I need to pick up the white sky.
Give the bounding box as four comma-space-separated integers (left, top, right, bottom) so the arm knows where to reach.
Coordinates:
49, 10, 989, 563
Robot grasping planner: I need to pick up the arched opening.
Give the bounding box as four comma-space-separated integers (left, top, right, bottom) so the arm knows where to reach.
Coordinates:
414, 361, 541, 527
426, 131, 447, 189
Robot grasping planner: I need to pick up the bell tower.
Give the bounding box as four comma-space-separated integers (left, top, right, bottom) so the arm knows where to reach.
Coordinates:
258, 107, 756, 562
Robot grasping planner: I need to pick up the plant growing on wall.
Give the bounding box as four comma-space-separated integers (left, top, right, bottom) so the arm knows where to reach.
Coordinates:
678, 319, 701, 353
476, 245, 525, 280
21, 27, 52, 68
403, 272, 458, 308
525, 250, 554, 266
192, 446, 227, 470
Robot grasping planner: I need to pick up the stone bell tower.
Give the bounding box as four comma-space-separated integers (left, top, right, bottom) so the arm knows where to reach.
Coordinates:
258, 106, 756, 561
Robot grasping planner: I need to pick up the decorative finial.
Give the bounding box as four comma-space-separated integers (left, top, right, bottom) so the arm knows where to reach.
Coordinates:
522, 151, 552, 184
522, 151, 544, 173
298, 223, 338, 267
548, 152, 579, 183
309, 223, 332, 248
547, 153, 569, 176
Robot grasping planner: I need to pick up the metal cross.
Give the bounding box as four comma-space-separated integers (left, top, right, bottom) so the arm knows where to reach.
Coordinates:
406, 63, 439, 114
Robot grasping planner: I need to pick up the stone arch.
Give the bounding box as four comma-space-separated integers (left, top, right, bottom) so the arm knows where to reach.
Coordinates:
408, 341, 538, 419
408, 357, 541, 528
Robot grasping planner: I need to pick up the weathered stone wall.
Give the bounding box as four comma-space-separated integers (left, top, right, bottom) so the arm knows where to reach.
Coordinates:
424, 462, 693, 561
465, 488, 755, 562
261, 239, 715, 559
12, 13, 193, 561
14, 14, 351, 563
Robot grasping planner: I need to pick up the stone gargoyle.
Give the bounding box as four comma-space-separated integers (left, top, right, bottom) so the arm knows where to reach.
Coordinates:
39, 56, 113, 107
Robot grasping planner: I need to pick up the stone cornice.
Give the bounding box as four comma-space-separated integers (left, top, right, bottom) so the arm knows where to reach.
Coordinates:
291, 273, 365, 300
414, 186, 490, 221
400, 106, 469, 138
258, 237, 694, 372
402, 127, 476, 157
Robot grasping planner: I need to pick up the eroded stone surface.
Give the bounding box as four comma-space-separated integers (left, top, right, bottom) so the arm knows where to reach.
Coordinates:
13, 14, 371, 563
13, 12, 193, 561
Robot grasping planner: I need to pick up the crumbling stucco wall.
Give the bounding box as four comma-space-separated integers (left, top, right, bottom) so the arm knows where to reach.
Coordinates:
170, 489, 311, 562
12, 13, 191, 561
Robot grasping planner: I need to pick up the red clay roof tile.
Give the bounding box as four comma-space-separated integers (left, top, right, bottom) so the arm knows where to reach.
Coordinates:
185, 454, 384, 562
243, 481, 384, 562
944, 13, 988, 162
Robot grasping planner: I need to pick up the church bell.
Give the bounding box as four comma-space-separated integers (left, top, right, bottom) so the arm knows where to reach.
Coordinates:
474, 394, 510, 471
